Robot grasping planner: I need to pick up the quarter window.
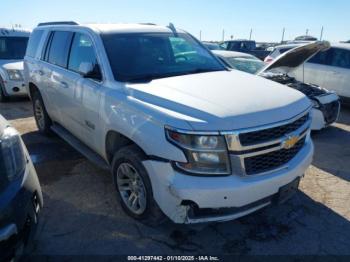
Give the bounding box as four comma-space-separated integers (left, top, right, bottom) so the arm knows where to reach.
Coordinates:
47, 31, 74, 67
68, 33, 97, 74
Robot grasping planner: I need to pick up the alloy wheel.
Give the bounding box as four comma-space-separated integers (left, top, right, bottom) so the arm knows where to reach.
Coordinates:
116, 163, 147, 215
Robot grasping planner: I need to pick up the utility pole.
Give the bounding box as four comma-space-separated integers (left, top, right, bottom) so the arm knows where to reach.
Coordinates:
199, 30, 202, 41
306, 29, 309, 36
281, 27, 285, 43
249, 28, 253, 40
222, 29, 225, 41
320, 26, 324, 40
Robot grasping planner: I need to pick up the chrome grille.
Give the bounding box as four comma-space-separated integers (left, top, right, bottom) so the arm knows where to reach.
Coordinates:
239, 114, 309, 146
244, 137, 306, 175
224, 109, 311, 176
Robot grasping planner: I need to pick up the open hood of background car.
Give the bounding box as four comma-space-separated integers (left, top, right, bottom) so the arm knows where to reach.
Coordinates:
257, 41, 330, 75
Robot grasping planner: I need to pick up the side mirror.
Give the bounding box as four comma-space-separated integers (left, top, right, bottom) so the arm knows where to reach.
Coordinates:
80, 63, 102, 81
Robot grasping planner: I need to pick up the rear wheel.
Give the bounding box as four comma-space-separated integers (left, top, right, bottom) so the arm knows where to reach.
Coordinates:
112, 145, 166, 226
32, 91, 52, 134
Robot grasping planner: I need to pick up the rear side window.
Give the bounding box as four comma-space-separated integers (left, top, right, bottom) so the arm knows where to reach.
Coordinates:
26, 30, 43, 58
329, 48, 350, 69
47, 31, 74, 67
68, 33, 97, 73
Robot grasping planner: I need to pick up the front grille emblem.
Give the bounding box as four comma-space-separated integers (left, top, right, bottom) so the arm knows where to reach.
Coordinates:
282, 135, 299, 149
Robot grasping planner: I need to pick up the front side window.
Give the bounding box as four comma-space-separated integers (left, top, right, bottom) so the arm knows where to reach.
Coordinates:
329, 48, 350, 69
308, 49, 331, 65
0, 37, 29, 60
47, 31, 74, 67
101, 32, 225, 82
68, 33, 98, 74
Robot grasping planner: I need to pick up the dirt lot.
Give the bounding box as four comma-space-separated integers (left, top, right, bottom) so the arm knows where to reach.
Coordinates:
1, 98, 350, 255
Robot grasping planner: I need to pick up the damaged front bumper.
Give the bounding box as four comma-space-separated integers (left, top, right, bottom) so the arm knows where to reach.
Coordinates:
143, 139, 313, 224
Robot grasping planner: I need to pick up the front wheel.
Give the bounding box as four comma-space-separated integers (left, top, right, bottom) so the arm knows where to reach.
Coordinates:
112, 145, 166, 226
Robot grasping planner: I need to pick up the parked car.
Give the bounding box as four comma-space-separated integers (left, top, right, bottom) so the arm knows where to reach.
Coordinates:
264, 43, 303, 63
0, 28, 30, 102
0, 115, 43, 261
291, 43, 350, 105
24, 22, 313, 224
219, 40, 270, 60
213, 41, 340, 130
202, 42, 224, 51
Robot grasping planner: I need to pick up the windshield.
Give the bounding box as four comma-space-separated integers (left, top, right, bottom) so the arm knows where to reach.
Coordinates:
224, 56, 265, 74
0, 37, 29, 60
101, 32, 225, 82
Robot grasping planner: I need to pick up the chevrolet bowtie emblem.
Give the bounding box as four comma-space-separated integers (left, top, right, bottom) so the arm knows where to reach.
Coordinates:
282, 135, 299, 149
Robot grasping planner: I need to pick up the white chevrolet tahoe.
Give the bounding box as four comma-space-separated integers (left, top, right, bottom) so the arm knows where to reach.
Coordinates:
0, 28, 30, 101
24, 22, 313, 224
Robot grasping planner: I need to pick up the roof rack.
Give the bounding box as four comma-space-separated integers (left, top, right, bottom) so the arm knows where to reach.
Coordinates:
37, 21, 78, 27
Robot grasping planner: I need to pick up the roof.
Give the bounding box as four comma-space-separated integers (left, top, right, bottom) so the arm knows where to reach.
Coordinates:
212, 50, 257, 58
0, 28, 31, 37
36, 23, 186, 34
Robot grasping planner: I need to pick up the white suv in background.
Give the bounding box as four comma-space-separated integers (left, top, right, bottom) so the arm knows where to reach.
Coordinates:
292, 43, 350, 105
24, 22, 313, 224
0, 28, 30, 102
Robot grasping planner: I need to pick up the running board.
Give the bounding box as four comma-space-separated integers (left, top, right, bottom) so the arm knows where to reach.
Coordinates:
51, 124, 110, 171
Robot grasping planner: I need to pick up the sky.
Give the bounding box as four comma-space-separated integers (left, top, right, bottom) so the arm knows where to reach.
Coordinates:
1, 0, 349, 42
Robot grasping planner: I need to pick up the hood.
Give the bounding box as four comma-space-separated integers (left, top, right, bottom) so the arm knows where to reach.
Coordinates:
0, 60, 24, 71
125, 70, 311, 131
258, 41, 330, 75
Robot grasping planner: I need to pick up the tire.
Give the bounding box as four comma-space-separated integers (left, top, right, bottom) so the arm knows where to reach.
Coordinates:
0, 78, 8, 102
32, 91, 52, 135
112, 145, 166, 226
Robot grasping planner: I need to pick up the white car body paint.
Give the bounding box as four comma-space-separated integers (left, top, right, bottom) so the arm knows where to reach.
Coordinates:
24, 23, 313, 223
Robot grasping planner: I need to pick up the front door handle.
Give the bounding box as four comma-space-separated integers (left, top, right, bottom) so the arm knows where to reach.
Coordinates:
60, 81, 69, 88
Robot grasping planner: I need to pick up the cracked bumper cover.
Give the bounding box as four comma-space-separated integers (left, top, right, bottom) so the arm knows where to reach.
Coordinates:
143, 139, 313, 224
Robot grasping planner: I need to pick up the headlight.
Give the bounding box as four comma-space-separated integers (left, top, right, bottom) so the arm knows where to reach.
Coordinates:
165, 127, 231, 175
6, 69, 23, 81
0, 127, 26, 181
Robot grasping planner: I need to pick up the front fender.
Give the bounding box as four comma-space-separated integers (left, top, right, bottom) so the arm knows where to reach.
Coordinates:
101, 90, 189, 162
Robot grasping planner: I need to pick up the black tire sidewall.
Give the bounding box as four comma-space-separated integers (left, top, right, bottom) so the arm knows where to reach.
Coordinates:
32, 92, 51, 134
0, 79, 8, 102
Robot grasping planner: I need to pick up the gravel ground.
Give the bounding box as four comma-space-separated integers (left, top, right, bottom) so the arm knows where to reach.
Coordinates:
1, 98, 350, 256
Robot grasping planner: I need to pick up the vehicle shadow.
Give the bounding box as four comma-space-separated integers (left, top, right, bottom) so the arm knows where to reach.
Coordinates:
0, 97, 33, 120
311, 124, 350, 182
30, 181, 350, 256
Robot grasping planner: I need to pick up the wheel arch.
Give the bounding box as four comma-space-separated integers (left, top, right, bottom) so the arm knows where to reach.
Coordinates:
105, 130, 148, 164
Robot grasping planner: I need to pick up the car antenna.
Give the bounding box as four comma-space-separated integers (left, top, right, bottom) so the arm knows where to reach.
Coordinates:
168, 23, 178, 37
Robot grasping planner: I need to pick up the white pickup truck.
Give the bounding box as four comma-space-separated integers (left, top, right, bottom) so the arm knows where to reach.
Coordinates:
24, 22, 313, 224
